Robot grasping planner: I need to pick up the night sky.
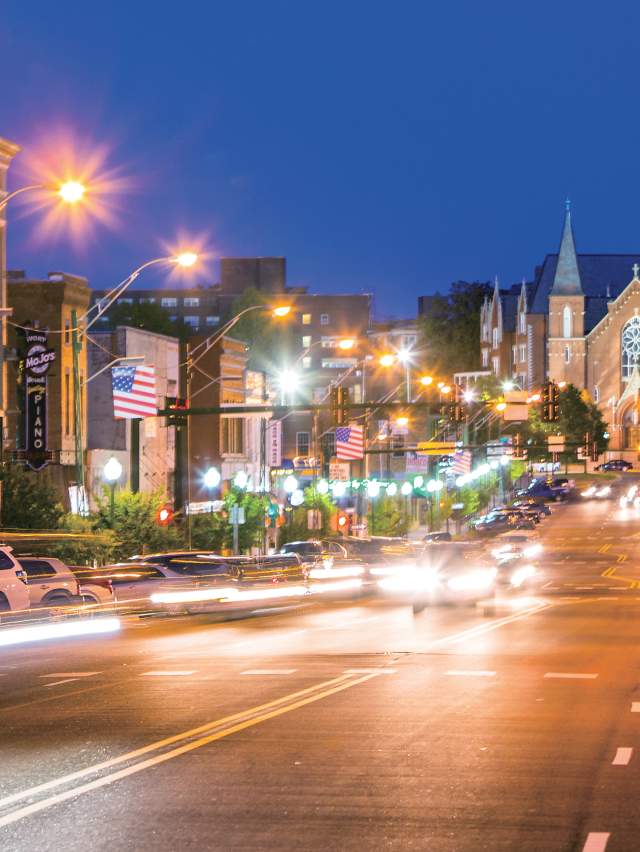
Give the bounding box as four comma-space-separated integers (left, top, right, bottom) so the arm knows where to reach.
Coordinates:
2, 1, 640, 318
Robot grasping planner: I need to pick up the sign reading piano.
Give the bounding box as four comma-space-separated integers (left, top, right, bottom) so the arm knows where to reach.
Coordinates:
23, 329, 56, 471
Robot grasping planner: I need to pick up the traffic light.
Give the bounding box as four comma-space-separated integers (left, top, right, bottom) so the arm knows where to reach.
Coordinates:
265, 502, 279, 528
157, 506, 173, 525
591, 440, 599, 462
512, 433, 526, 459
337, 512, 350, 534
330, 386, 350, 426
445, 403, 466, 422
583, 432, 591, 458
541, 381, 560, 422
551, 382, 560, 421
165, 396, 188, 427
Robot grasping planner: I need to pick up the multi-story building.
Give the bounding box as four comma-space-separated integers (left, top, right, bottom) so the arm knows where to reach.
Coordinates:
6, 270, 90, 503
86, 326, 180, 505
477, 204, 640, 452
0, 138, 20, 435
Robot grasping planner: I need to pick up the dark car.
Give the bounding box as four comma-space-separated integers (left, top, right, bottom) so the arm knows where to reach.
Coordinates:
280, 539, 348, 568
510, 498, 552, 517
473, 509, 536, 534
423, 531, 452, 542
595, 459, 633, 472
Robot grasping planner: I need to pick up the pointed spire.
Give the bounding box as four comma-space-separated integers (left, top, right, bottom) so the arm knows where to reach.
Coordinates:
550, 202, 583, 296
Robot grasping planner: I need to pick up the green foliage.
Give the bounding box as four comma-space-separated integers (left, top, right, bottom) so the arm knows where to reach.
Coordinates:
223, 488, 271, 552
95, 489, 182, 560
101, 301, 191, 341
228, 287, 295, 371
189, 512, 227, 552
0, 465, 64, 529
527, 384, 609, 458
368, 496, 410, 536
279, 486, 336, 544
48, 515, 118, 566
418, 281, 492, 374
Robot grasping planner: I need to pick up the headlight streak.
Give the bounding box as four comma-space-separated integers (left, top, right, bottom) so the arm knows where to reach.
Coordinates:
377, 567, 439, 593
150, 578, 363, 606
510, 564, 536, 588
446, 568, 497, 593
0, 617, 121, 648
308, 566, 364, 580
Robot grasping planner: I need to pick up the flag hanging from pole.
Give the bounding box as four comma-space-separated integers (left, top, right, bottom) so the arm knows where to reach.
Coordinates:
451, 450, 472, 475
111, 365, 157, 419
336, 424, 364, 460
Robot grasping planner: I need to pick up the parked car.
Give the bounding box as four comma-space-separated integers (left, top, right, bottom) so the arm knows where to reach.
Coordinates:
17, 556, 81, 607
280, 539, 348, 568
0, 546, 30, 613
69, 566, 115, 606
595, 459, 633, 472
423, 531, 452, 542
510, 497, 552, 517
472, 509, 536, 534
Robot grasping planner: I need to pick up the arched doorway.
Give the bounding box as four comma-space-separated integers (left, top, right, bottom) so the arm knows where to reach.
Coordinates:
620, 401, 640, 450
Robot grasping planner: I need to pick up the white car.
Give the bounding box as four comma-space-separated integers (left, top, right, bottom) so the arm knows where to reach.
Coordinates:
17, 556, 81, 607
0, 546, 30, 613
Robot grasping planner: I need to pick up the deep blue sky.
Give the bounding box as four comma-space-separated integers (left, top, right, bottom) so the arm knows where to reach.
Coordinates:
2, 1, 640, 318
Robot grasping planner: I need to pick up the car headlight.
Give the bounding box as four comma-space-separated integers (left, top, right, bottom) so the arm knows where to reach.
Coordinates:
523, 544, 542, 558
446, 568, 497, 593
510, 564, 536, 588
596, 486, 611, 498
582, 487, 596, 497
377, 566, 438, 593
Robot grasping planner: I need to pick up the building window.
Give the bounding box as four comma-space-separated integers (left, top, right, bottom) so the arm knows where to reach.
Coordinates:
302, 335, 312, 349
352, 383, 362, 404
492, 356, 500, 376
64, 321, 70, 346
320, 314, 329, 326
296, 432, 310, 457
594, 386, 600, 402
139, 297, 156, 304
519, 311, 526, 334
302, 313, 312, 325
168, 315, 178, 322
512, 345, 517, 365
161, 297, 177, 308
622, 316, 640, 379
321, 431, 335, 457
206, 316, 220, 326
301, 356, 312, 369
519, 344, 526, 363
392, 435, 405, 458
183, 297, 200, 307
184, 316, 200, 328
492, 327, 499, 348
482, 349, 489, 367
321, 358, 357, 369
312, 387, 326, 402
563, 305, 572, 338
118, 297, 133, 304
64, 372, 71, 436
221, 418, 244, 455
564, 345, 571, 364
404, 334, 416, 347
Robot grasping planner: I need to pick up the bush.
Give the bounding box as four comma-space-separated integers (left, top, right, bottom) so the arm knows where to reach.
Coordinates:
95, 489, 183, 560
48, 515, 118, 566
368, 495, 410, 536
1, 465, 64, 529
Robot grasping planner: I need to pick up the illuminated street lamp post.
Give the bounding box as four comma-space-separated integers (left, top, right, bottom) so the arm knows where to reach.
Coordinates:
103, 455, 123, 526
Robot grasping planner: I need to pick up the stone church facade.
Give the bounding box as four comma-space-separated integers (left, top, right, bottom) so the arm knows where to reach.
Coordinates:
480, 206, 640, 451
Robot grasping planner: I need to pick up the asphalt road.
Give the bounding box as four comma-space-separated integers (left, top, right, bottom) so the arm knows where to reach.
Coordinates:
2, 484, 640, 851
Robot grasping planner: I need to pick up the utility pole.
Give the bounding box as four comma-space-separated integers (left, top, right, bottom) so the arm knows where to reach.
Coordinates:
70, 308, 85, 511
130, 419, 140, 492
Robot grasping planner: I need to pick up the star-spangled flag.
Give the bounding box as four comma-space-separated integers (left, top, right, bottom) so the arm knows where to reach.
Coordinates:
336, 424, 364, 460
452, 450, 472, 475
111, 365, 157, 419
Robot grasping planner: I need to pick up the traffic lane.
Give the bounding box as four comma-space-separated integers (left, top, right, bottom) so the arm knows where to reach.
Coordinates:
4, 599, 640, 852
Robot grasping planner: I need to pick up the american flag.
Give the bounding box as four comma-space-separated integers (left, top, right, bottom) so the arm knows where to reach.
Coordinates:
451, 450, 472, 475
336, 424, 364, 460
111, 365, 157, 419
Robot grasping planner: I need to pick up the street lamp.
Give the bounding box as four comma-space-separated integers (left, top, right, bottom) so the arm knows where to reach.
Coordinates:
103, 456, 123, 526
419, 375, 433, 387
283, 474, 298, 493
379, 353, 395, 368
277, 369, 300, 405
0, 179, 88, 212
204, 466, 221, 489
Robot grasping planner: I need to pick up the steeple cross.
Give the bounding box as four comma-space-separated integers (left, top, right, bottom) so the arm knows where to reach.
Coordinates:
633, 263, 640, 280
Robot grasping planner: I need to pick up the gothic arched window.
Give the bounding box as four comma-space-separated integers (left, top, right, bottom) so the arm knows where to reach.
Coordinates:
563, 305, 572, 338
621, 316, 640, 379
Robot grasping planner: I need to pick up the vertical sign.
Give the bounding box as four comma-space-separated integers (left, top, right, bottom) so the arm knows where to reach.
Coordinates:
23, 329, 56, 471
268, 419, 282, 467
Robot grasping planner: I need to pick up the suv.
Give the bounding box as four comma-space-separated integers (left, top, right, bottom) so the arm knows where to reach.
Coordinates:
17, 556, 81, 607
0, 546, 30, 613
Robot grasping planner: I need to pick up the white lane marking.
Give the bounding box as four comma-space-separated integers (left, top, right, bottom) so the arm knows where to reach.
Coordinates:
44, 679, 78, 688
632, 702, 640, 712
544, 673, 598, 679
445, 670, 496, 677
429, 600, 550, 648
240, 669, 296, 676
582, 833, 610, 852
40, 672, 101, 678
343, 668, 397, 675
141, 671, 197, 677
612, 747, 633, 765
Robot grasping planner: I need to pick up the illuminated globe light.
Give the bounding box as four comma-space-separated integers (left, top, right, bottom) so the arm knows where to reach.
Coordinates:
456, 474, 470, 487
58, 180, 86, 203
317, 479, 329, 495
332, 481, 347, 498
367, 481, 381, 498
503, 380, 514, 392
103, 456, 123, 483
351, 479, 361, 489
290, 489, 305, 507
272, 305, 292, 317
489, 460, 499, 470
338, 338, 356, 350
234, 470, 249, 489
413, 475, 424, 488
440, 385, 452, 394
426, 479, 439, 493
500, 455, 511, 466
175, 252, 198, 268
463, 390, 475, 403
379, 354, 395, 367
400, 481, 413, 496
386, 482, 398, 496
204, 466, 221, 489
477, 463, 491, 476
283, 475, 298, 493
419, 375, 433, 387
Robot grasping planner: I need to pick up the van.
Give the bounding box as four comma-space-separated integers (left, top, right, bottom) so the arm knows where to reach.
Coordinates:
0, 546, 30, 613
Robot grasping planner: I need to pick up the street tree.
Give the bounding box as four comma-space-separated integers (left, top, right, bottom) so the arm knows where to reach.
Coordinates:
99, 301, 191, 340
0, 465, 64, 529
228, 287, 295, 371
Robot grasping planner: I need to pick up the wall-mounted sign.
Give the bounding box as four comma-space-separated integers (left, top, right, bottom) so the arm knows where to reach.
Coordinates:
23, 329, 55, 471
268, 419, 282, 467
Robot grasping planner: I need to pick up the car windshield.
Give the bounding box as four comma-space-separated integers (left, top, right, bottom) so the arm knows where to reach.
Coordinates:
282, 542, 318, 555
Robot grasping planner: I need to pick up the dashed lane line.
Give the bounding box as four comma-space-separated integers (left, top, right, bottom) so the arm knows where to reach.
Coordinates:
240, 669, 297, 676
141, 671, 197, 677
445, 670, 496, 677
582, 833, 610, 852
40, 672, 101, 678
43, 679, 78, 688
544, 673, 598, 680
612, 747, 633, 765
343, 668, 397, 675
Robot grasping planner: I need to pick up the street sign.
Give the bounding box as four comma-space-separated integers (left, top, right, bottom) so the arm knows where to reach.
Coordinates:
547, 435, 565, 453
267, 420, 282, 467
230, 505, 246, 525
329, 461, 350, 481
486, 438, 512, 457
417, 441, 457, 456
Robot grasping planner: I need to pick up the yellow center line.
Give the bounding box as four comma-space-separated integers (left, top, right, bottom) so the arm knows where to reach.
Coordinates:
0, 670, 381, 829
598, 544, 612, 554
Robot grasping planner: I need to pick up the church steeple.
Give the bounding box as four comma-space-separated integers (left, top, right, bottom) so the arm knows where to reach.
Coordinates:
550, 200, 583, 295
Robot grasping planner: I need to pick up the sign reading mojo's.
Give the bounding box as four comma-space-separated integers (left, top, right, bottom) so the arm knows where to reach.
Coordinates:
23, 329, 56, 471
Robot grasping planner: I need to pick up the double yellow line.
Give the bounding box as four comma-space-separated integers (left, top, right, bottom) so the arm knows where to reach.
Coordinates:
0, 670, 384, 828
601, 565, 640, 588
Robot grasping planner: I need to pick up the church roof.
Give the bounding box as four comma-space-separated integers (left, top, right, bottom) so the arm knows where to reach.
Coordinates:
530, 253, 640, 332
549, 207, 583, 296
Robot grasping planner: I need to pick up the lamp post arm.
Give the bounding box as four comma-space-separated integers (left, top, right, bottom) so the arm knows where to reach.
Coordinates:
0, 184, 45, 212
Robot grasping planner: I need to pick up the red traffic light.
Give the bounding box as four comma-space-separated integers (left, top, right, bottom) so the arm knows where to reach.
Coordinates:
337, 513, 348, 529
157, 506, 173, 526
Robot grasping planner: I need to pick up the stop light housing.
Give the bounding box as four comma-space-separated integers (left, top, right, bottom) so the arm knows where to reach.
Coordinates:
541, 381, 560, 422
165, 396, 188, 427
330, 386, 350, 426
512, 433, 526, 459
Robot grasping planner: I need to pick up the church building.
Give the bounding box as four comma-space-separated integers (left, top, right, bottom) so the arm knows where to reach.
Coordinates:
480, 205, 640, 451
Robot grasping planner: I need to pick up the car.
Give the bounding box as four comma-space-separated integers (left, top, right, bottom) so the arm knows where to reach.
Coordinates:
472, 509, 536, 534
69, 566, 116, 606
595, 459, 633, 472
17, 556, 81, 607
423, 531, 452, 542
411, 542, 497, 611
0, 546, 30, 613
510, 497, 552, 517
280, 539, 348, 568
489, 532, 543, 588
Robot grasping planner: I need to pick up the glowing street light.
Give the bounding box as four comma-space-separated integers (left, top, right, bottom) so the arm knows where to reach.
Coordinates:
338, 338, 356, 350
272, 305, 292, 318
57, 180, 86, 203
400, 481, 413, 496
379, 354, 395, 368
395, 416, 409, 428
502, 380, 514, 392
103, 456, 123, 526
0, 179, 88, 212
204, 466, 221, 489
496, 401, 507, 412
277, 369, 300, 405
440, 385, 452, 394
463, 390, 476, 403
437, 381, 445, 389
283, 475, 298, 494
174, 251, 198, 268
419, 375, 433, 387
234, 470, 249, 489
